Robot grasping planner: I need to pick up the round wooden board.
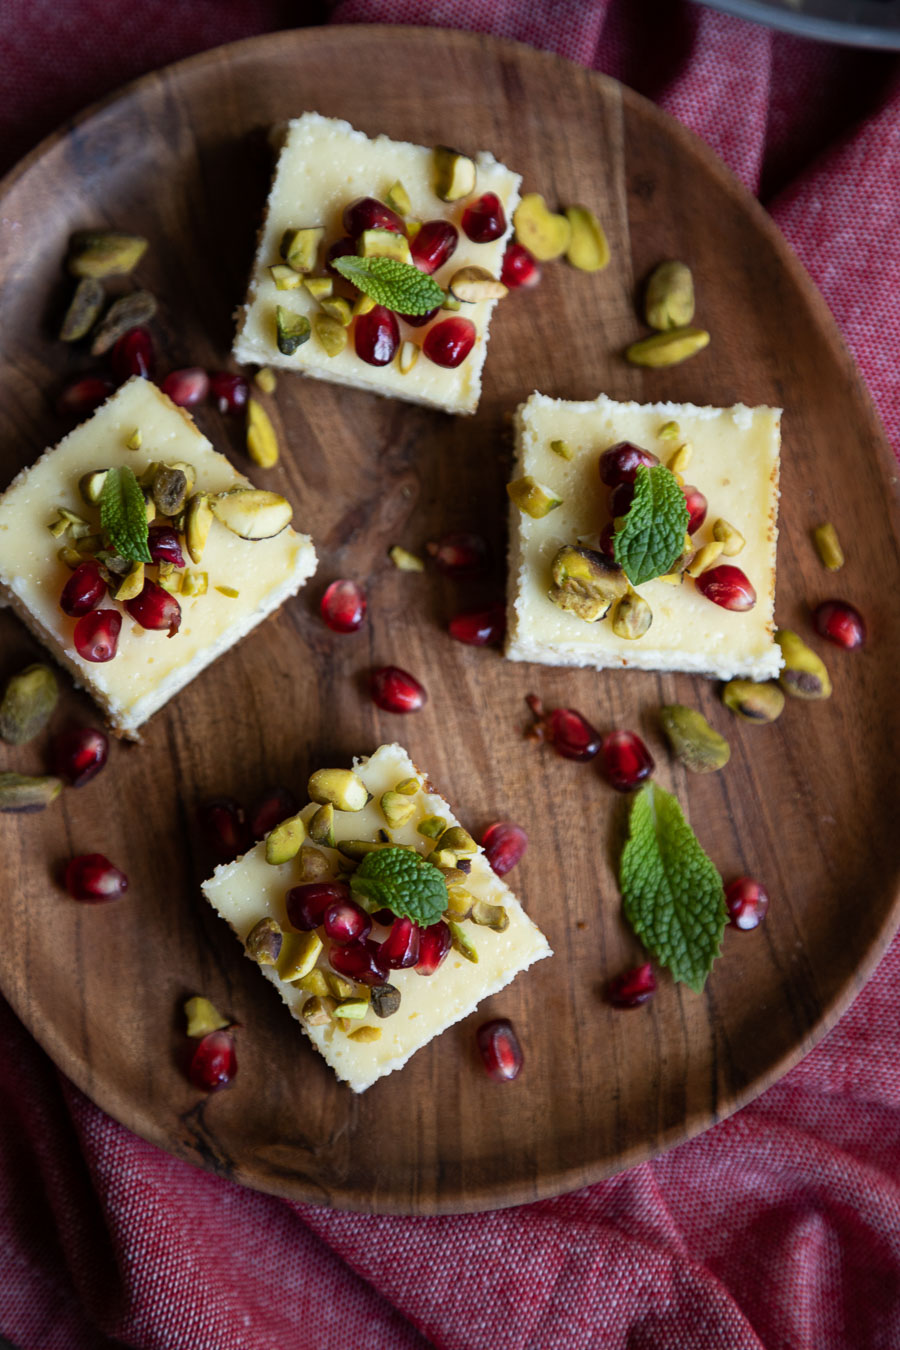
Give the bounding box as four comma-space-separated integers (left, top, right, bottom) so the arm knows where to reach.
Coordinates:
1, 27, 898, 1216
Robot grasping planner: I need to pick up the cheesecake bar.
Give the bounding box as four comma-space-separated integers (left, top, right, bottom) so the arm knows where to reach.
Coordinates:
0, 377, 317, 738
233, 112, 521, 415
506, 392, 782, 681
201, 743, 551, 1093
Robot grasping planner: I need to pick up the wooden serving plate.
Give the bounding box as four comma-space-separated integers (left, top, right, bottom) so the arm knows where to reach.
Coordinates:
0, 27, 898, 1216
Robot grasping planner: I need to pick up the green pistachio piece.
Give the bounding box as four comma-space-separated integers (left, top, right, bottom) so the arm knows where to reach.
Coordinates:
277, 931, 323, 982
610, 590, 653, 640
370, 983, 402, 1018
313, 313, 348, 358
210, 488, 292, 540
303, 277, 333, 301
417, 815, 447, 839
389, 545, 424, 572
471, 900, 509, 931
296, 968, 331, 997
776, 629, 832, 700
301, 995, 337, 1026
112, 561, 145, 602
625, 327, 709, 368
0, 773, 63, 813
0, 664, 59, 745
448, 266, 507, 303
60, 278, 105, 341
308, 767, 368, 812
395, 777, 420, 796
184, 995, 229, 1038
445, 886, 475, 920
507, 475, 562, 519
380, 790, 416, 829
324, 972, 358, 1000
433, 145, 476, 202
275, 305, 312, 356
564, 205, 610, 272
427, 848, 458, 870
722, 679, 785, 724
659, 705, 731, 773
90, 291, 157, 355
338, 840, 386, 861
436, 826, 477, 855
644, 260, 695, 330
447, 920, 478, 963
280, 226, 325, 273
308, 803, 336, 847
333, 998, 369, 1020
269, 263, 303, 290
549, 544, 627, 623
67, 230, 147, 279
319, 296, 353, 326
550, 439, 574, 460
296, 844, 332, 882
151, 466, 189, 517
265, 814, 307, 865
245, 917, 283, 966
812, 522, 844, 571
184, 492, 213, 564
385, 181, 412, 216
78, 469, 108, 505
348, 1025, 382, 1043
180, 570, 206, 597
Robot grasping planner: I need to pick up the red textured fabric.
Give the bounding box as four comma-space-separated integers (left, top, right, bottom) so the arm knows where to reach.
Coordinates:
2, 4, 900, 1348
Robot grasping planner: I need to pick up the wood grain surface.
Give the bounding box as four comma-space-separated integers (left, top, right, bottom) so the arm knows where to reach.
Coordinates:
0, 27, 898, 1216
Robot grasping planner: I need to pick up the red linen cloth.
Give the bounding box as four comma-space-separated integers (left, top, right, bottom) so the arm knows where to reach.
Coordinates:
1, 3, 899, 1347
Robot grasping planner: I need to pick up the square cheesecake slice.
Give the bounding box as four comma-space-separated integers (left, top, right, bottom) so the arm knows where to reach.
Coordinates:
201, 743, 551, 1093
506, 392, 782, 681
233, 112, 521, 415
0, 377, 317, 738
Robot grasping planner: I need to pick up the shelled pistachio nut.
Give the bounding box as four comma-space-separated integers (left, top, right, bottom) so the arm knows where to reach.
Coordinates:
417, 815, 447, 839
659, 705, 730, 773
550, 439, 574, 460
265, 814, 307, 865
436, 826, 478, 855
313, 313, 349, 358
513, 194, 571, 261
812, 522, 844, 571
722, 679, 785, 723
303, 276, 333, 301
447, 920, 478, 963
90, 290, 157, 355
151, 466, 189, 517
245, 916, 283, 966
246, 397, 280, 468
385, 181, 412, 217
180, 570, 206, 597
380, 790, 416, 829
564, 206, 610, 272
712, 518, 745, 557
296, 843, 332, 881
60, 278, 105, 342
610, 590, 653, 640
210, 488, 291, 540
471, 900, 509, 931
295, 968, 330, 997
301, 995, 336, 1026
625, 327, 709, 368
278, 930, 323, 982
67, 230, 147, 279
644, 260, 695, 330
280, 226, 325, 273
184, 996, 229, 1038
448, 266, 508, 303
359, 228, 412, 264
113, 561, 145, 603
269, 263, 303, 290
397, 341, 419, 375
307, 803, 336, 847
776, 629, 832, 700
370, 983, 402, 1018
308, 767, 368, 812
549, 543, 627, 622
349, 1026, 382, 1043
0, 664, 58, 745
275, 305, 311, 356
0, 773, 63, 813
433, 145, 476, 201
319, 297, 353, 326
184, 492, 214, 563
445, 886, 475, 920
507, 475, 562, 519
388, 545, 423, 571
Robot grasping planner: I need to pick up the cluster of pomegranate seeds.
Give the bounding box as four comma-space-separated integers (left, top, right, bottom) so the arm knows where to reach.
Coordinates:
423, 317, 476, 368
695, 565, 756, 612
249, 786, 298, 839
73, 609, 121, 663
57, 375, 114, 419
51, 726, 109, 787
111, 327, 155, 381
65, 853, 128, 902
813, 599, 866, 650
60, 561, 106, 617
209, 371, 249, 416
161, 367, 209, 408
448, 602, 506, 647
481, 821, 528, 875
125, 579, 182, 636
329, 939, 388, 986
287, 881, 351, 931
410, 220, 458, 274
416, 920, 452, 975
606, 963, 656, 1008
500, 242, 540, 289
426, 532, 489, 575
320, 579, 367, 633
323, 899, 372, 946
371, 665, 427, 714
476, 1018, 523, 1081
148, 526, 185, 568
599, 442, 659, 487
682, 485, 708, 535
343, 196, 405, 238
725, 876, 770, 930
189, 1029, 237, 1092
461, 193, 507, 244
197, 796, 250, 861
599, 730, 654, 792
355, 305, 400, 366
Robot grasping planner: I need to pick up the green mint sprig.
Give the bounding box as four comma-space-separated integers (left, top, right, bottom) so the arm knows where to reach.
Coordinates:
99, 465, 151, 564
350, 846, 448, 926
613, 464, 689, 587
332, 255, 445, 315
619, 782, 727, 993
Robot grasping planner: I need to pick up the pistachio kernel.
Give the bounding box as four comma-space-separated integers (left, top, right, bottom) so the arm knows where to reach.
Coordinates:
301, 995, 336, 1026
184, 492, 214, 564
348, 1026, 382, 1043
277, 931, 323, 982
358, 229, 412, 265
550, 438, 574, 460
245, 916, 283, 966
0, 773, 64, 813
319, 297, 353, 326
370, 983, 402, 1018
280, 226, 325, 273
471, 900, 509, 931
113, 561, 145, 602
507, 476, 563, 519
658, 421, 681, 441
713, 518, 746, 557
313, 312, 349, 358
644, 260, 695, 330
448, 266, 508, 303
308, 803, 336, 847
513, 193, 572, 261
57, 506, 91, 537
436, 826, 477, 856
549, 543, 627, 623
445, 886, 475, 921
0, 664, 59, 746
78, 469, 108, 505
151, 466, 189, 517
385, 180, 412, 217
58, 546, 83, 569
90, 290, 158, 355
254, 367, 277, 394
611, 590, 653, 640
246, 397, 280, 468
303, 276, 334, 301
333, 998, 368, 1020
625, 327, 710, 368
60, 277, 105, 342
269, 263, 303, 290
563, 205, 610, 272
722, 678, 785, 723
215, 586, 239, 599
776, 629, 832, 701
338, 840, 385, 861
389, 545, 424, 572
324, 972, 358, 1000
417, 814, 447, 839
685, 541, 725, 578
447, 920, 478, 963
296, 968, 330, 997
398, 341, 419, 375
67, 230, 147, 279
275, 305, 312, 356
210, 488, 292, 540
659, 705, 731, 773
126, 428, 143, 450
380, 790, 416, 829
428, 849, 458, 870
441, 293, 462, 312
48, 517, 69, 539
433, 145, 477, 202
395, 777, 420, 796
308, 767, 368, 813
438, 867, 468, 888
180, 570, 206, 597
296, 844, 332, 882
352, 294, 376, 318
184, 996, 229, 1038
813, 522, 844, 572
667, 442, 693, 475
265, 814, 307, 865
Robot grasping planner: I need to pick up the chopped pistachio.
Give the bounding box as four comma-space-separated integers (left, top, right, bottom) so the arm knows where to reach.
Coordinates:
303, 276, 333, 301
246, 917, 283, 966
215, 585, 240, 598
433, 145, 476, 201
428, 849, 458, 870
389, 545, 424, 572
337, 839, 384, 861
56, 506, 91, 537
659, 705, 731, 773
549, 543, 627, 622
448, 266, 508, 303
319, 296, 353, 326
333, 998, 368, 1020
644, 260, 695, 330
471, 900, 509, 931
685, 541, 724, 578
550, 438, 574, 460
359, 229, 412, 264
776, 629, 832, 700
301, 995, 336, 1026
0, 773, 63, 813
184, 996, 229, 1038
667, 442, 693, 475
265, 813, 306, 865
254, 367, 277, 394
67, 230, 147, 278
417, 815, 447, 839
278, 931, 323, 982
712, 518, 746, 557
348, 1025, 382, 1043
113, 561, 145, 602
722, 679, 785, 724
381, 790, 416, 829
395, 777, 420, 796
625, 327, 710, 368
385, 180, 412, 216
308, 802, 336, 847
436, 826, 477, 855
324, 972, 358, 1000
58, 546, 82, 569
184, 492, 214, 563
60, 277, 105, 342
313, 312, 348, 358
610, 590, 653, 639
280, 226, 325, 273
269, 263, 303, 290
157, 570, 182, 597
181, 570, 207, 597
211, 488, 292, 539
297, 844, 332, 882
0, 665, 58, 746
441, 293, 462, 312
448, 920, 478, 963
275, 305, 311, 357
507, 476, 562, 519
513, 193, 571, 261
370, 983, 401, 1018
352, 294, 377, 318
812, 521, 844, 571
78, 470, 108, 505
397, 341, 419, 375
48, 516, 69, 539
296, 968, 330, 997
564, 205, 610, 271
126, 428, 143, 450
90, 291, 157, 355
309, 767, 368, 812
658, 421, 681, 441
151, 465, 189, 517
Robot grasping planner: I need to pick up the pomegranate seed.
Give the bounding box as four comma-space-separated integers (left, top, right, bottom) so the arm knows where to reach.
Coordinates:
323, 899, 372, 946
500, 242, 541, 289
50, 726, 109, 787
695, 565, 756, 612
329, 939, 388, 986
410, 220, 458, 274
481, 821, 528, 875
448, 602, 506, 647
197, 797, 250, 861
326, 236, 358, 276
320, 578, 366, 633
371, 665, 427, 714
606, 963, 656, 1008
354, 305, 399, 366
73, 609, 121, 662
189, 1029, 236, 1091
60, 561, 106, 617
110, 327, 155, 381
725, 876, 770, 930
371, 907, 395, 927
249, 786, 299, 839
379, 915, 421, 969
813, 599, 866, 650
599, 730, 654, 792
125, 579, 181, 636
476, 1018, 523, 1081
57, 375, 114, 419
547, 707, 601, 761
398, 306, 440, 328
65, 853, 128, 902
423, 317, 476, 368
161, 367, 209, 408
209, 371, 249, 415
426, 531, 489, 575
416, 920, 452, 976
461, 192, 507, 244
599, 521, 619, 563
148, 526, 185, 568
287, 881, 351, 932
598, 442, 659, 487
609, 481, 636, 518
342, 197, 406, 239
683, 485, 708, 534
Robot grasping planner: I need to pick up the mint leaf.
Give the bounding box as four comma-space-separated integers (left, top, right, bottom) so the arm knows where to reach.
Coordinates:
333, 255, 445, 315
350, 846, 447, 925
613, 464, 689, 587
619, 782, 727, 993
99, 466, 151, 564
